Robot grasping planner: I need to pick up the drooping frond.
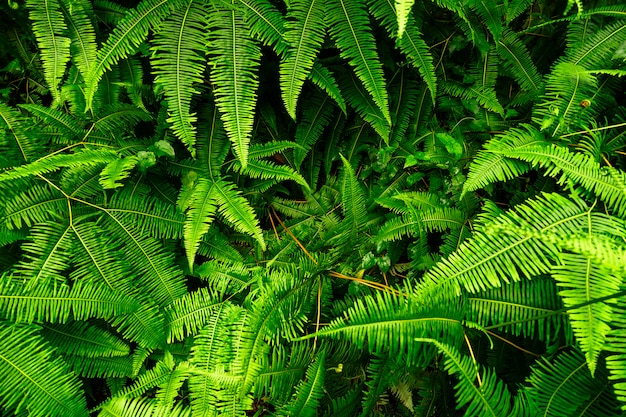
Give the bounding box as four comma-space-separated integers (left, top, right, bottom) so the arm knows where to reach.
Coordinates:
466, 277, 567, 341
280, 0, 327, 119
369, 0, 437, 103
327, 0, 391, 126
500, 143, 626, 216
469, 0, 504, 42
208, 3, 261, 168
0, 102, 39, 164
497, 29, 541, 97
462, 124, 544, 195
524, 349, 620, 416
98, 397, 191, 417
84, 0, 177, 110
273, 351, 326, 417
293, 90, 335, 168
299, 290, 464, 366
0, 274, 139, 323
419, 193, 596, 296
41, 321, 130, 357
339, 155, 367, 241
183, 177, 219, 270
26, 0, 71, 104
152, 1, 209, 156
416, 338, 531, 417
0, 322, 88, 417
60, 0, 97, 79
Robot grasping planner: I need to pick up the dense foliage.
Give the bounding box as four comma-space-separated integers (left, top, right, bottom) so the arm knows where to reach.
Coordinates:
1, 0, 626, 415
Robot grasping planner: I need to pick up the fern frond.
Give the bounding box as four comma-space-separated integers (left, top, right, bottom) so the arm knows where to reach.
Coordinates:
534, 62, 598, 136
208, 4, 261, 168
359, 353, 396, 417
415, 338, 529, 417
370, 0, 437, 99
0, 322, 88, 417
0, 148, 117, 184
99, 397, 191, 417
164, 287, 224, 343
280, 0, 326, 119
111, 359, 174, 400
60, 0, 96, 80
152, 1, 209, 156
441, 80, 504, 116
525, 349, 619, 416
420, 193, 596, 296
339, 155, 367, 241
41, 321, 130, 357
467, 278, 566, 341
552, 253, 620, 373
470, 0, 504, 41
293, 90, 335, 168
327, 0, 391, 125
500, 143, 626, 216
1, 183, 67, 229
299, 290, 464, 366
566, 20, 626, 68
0, 102, 38, 164
462, 124, 544, 195
156, 361, 191, 409
274, 351, 326, 417
19, 103, 85, 139
183, 177, 219, 271
238, 0, 288, 55
497, 29, 541, 95
233, 158, 308, 188
65, 353, 134, 378
0, 275, 139, 323
111, 301, 166, 348
214, 179, 265, 250
26, 0, 71, 104
309, 61, 347, 114
84, 0, 177, 109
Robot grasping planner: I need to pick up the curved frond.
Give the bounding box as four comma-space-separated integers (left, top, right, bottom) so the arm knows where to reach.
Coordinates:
0, 322, 88, 417
164, 287, 224, 343
41, 321, 130, 357
26, 0, 71, 104
497, 29, 541, 96
183, 177, 219, 271
84, 0, 177, 109
208, 4, 261, 168
280, 0, 327, 119
327, 0, 391, 125
61, 0, 97, 79
152, 1, 209, 156
0, 102, 39, 164
274, 351, 325, 417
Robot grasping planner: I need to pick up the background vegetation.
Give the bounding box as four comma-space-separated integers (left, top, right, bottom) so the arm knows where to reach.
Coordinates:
0, 0, 625, 415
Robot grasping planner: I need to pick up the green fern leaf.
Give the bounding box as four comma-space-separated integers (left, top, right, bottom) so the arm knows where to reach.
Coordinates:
309, 61, 347, 114
470, 0, 504, 41
19, 103, 85, 140
238, 0, 288, 55
41, 321, 130, 357
164, 287, 223, 343
99, 397, 191, 417
152, 1, 209, 156
233, 158, 308, 188
214, 179, 265, 250
501, 143, 626, 216
497, 29, 541, 95
61, 0, 97, 78
567, 20, 626, 68
0, 102, 38, 163
1, 183, 67, 229
525, 349, 619, 416
26, 0, 71, 104
294, 89, 335, 168
369, 0, 437, 101
339, 155, 367, 241
274, 351, 326, 417
420, 193, 597, 296
0, 322, 88, 417
65, 354, 134, 378
208, 4, 261, 168
395, 0, 415, 38
462, 124, 544, 195
84, 0, 176, 110
183, 178, 219, 271
416, 338, 529, 417
280, 0, 327, 119
327, 0, 391, 126
111, 301, 166, 348
99, 156, 139, 189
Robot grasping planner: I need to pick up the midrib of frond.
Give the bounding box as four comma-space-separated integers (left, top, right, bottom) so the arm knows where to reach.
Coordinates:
0, 104, 27, 161
573, 23, 626, 65
498, 39, 538, 91
337, 0, 390, 124
0, 350, 70, 412
175, 1, 194, 144
230, 9, 245, 165
468, 297, 556, 315
427, 208, 592, 292
63, 2, 93, 75
302, 316, 462, 339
